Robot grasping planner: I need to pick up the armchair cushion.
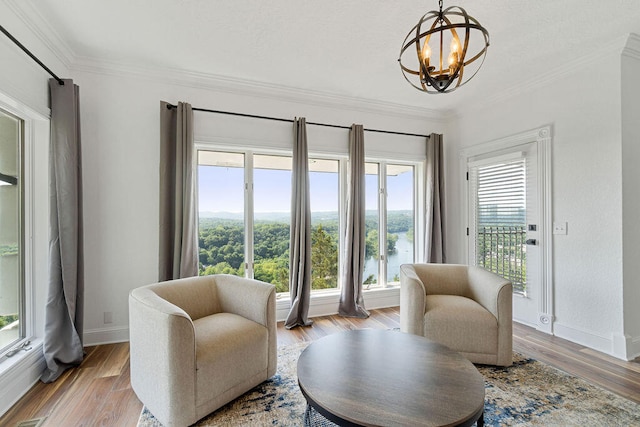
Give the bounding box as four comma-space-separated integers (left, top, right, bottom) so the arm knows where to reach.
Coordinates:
424, 295, 498, 356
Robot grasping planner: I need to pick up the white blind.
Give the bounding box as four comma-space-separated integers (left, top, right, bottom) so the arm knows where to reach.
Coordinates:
476, 160, 525, 227
469, 156, 527, 293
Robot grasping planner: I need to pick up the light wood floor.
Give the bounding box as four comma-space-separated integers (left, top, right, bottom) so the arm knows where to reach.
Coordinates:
1, 307, 639, 426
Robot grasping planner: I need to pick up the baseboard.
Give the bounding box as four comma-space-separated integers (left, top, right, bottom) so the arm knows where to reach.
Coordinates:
83, 326, 129, 347
0, 340, 46, 417
553, 322, 615, 358
84, 288, 401, 345
612, 332, 640, 361
276, 287, 400, 322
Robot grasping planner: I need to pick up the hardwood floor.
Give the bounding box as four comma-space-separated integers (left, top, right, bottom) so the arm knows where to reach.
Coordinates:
1, 307, 638, 426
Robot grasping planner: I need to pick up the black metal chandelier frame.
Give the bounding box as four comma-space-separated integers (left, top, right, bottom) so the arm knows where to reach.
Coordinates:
399, 0, 490, 94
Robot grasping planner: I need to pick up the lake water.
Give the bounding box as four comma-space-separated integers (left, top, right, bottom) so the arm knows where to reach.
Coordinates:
363, 231, 414, 283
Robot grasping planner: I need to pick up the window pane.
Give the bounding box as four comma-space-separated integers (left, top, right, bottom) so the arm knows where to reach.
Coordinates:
0, 110, 22, 351
253, 155, 291, 293
198, 151, 245, 277
363, 163, 379, 287
386, 164, 414, 283
309, 159, 339, 291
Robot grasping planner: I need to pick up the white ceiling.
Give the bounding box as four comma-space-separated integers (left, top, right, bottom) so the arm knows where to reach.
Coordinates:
14, 0, 640, 113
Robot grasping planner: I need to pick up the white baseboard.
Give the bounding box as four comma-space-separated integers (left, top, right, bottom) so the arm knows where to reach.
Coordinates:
0, 340, 46, 417
553, 322, 615, 357
83, 326, 129, 347
612, 332, 640, 361
276, 286, 400, 322
83, 288, 401, 346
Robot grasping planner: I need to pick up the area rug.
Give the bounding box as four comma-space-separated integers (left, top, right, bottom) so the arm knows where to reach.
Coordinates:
138, 342, 640, 426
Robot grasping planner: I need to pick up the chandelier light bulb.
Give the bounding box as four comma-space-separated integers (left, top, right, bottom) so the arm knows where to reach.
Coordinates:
422, 44, 432, 67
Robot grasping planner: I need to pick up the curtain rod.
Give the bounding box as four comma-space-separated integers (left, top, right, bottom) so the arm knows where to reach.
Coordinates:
166, 104, 430, 138
0, 24, 65, 85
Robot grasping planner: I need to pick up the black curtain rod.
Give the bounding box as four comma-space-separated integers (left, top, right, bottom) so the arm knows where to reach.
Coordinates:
166, 104, 430, 138
0, 24, 64, 85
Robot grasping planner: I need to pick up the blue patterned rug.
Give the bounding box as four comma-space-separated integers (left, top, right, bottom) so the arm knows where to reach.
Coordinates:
138, 342, 640, 426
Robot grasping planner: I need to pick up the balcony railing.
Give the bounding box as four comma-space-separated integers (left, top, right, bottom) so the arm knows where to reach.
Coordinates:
476, 225, 526, 294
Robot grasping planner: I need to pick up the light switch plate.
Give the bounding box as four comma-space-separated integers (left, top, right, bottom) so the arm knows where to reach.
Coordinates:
553, 222, 567, 235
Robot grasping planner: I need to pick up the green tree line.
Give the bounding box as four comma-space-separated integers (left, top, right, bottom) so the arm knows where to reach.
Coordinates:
199, 212, 413, 292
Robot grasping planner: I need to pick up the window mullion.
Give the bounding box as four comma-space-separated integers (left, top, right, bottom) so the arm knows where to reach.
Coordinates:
245, 151, 254, 279
379, 161, 387, 287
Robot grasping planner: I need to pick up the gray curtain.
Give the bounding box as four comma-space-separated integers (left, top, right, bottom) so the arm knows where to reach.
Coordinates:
41, 79, 84, 383
285, 118, 313, 329
425, 133, 446, 263
159, 101, 198, 280
338, 124, 369, 318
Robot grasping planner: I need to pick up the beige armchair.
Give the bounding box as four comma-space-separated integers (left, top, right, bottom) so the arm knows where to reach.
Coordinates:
400, 263, 512, 366
129, 274, 277, 426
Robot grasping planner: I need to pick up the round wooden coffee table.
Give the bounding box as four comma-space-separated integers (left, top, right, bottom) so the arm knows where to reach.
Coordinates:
297, 329, 485, 427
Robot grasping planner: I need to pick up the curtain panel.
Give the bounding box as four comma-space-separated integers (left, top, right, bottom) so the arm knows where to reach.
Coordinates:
41, 79, 85, 383
425, 133, 446, 263
159, 101, 198, 280
285, 118, 313, 329
338, 124, 369, 318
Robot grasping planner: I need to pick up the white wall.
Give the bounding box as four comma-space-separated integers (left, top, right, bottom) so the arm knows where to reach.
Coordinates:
446, 46, 633, 358
73, 66, 445, 345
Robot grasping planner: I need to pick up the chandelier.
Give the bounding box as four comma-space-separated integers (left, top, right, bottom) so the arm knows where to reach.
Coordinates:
398, 0, 489, 94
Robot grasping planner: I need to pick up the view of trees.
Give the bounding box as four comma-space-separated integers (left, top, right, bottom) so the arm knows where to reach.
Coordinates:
198, 211, 413, 293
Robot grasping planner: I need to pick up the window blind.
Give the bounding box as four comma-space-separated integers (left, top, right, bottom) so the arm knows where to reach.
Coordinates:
470, 157, 527, 293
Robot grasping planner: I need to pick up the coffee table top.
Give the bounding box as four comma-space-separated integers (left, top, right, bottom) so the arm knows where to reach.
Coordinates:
297, 329, 485, 427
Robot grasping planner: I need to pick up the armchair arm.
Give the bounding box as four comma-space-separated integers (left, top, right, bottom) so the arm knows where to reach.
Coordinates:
214, 275, 276, 327
467, 266, 513, 366
399, 264, 427, 336
466, 266, 512, 320
129, 287, 197, 426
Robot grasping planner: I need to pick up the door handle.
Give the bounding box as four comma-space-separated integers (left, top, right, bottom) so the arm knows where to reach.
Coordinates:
526, 239, 537, 246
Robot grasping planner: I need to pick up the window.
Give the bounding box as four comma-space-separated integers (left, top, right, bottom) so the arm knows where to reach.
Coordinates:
197, 149, 419, 294
309, 158, 340, 291
363, 162, 415, 287
252, 155, 291, 292
386, 164, 415, 283
198, 151, 246, 277
0, 108, 24, 354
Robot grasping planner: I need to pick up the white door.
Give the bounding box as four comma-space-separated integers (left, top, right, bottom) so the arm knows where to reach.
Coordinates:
468, 142, 539, 326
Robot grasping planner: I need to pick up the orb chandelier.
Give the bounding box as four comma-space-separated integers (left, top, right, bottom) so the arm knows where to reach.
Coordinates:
398, 0, 490, 94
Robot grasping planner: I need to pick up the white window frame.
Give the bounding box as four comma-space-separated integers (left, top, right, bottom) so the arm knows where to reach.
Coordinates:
0, 91, 49, 413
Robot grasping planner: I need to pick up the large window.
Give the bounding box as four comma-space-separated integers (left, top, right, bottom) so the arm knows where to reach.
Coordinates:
198, 149, 418, 293
363, 162, 415, 287
0, 109, 23, 353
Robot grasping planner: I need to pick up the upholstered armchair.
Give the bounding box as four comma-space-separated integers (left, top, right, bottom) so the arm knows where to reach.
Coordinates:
400, 263, 512, 366
129, 274, 277, 426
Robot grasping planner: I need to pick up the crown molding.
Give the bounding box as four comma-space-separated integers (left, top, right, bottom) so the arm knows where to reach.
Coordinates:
622, 33, 640, 61
453, 34, 630, 119
7, 0, 448, 123
4, 0, 75, 70
70, 56, 448, 122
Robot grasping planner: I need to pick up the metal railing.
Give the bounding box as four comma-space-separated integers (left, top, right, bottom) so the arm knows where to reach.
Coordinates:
476, 225, 526, 294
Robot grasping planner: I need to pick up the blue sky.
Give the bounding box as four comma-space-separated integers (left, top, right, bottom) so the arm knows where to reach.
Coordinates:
198, 165, 413, 213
